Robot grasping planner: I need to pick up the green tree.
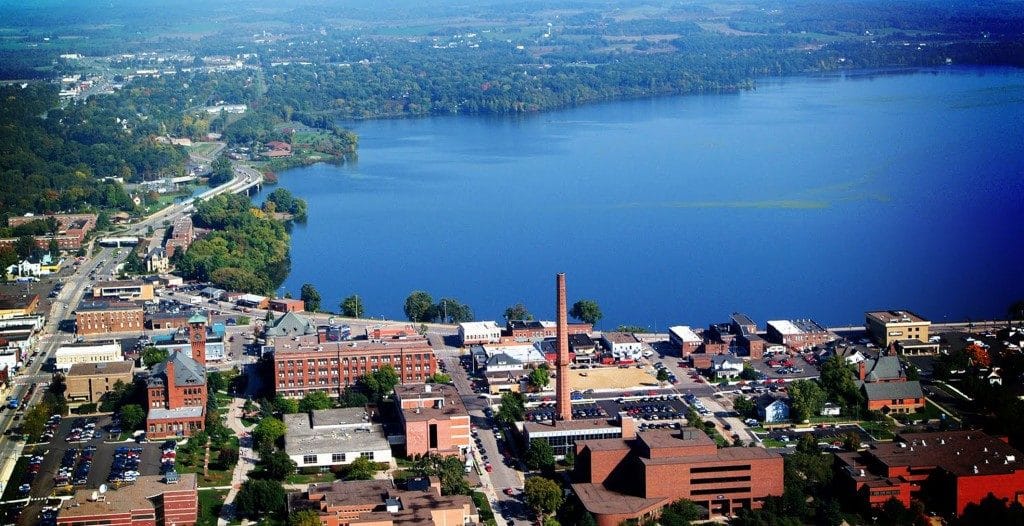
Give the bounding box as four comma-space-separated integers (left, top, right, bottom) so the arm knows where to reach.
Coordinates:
298, 391, 333, 412
272, 394, 299, 414
14, 235, 35, 259
525, 439, 556, 471
288, 510, 322, 526
504, 303, 533, 322
252, 417, 287, 452
496, 391, 526, 425
261, 450, 297, 480
338, 387, 369, 408
404, 291, 434, 322
659, 498, 701, 526
524, 477, 564, 518
119, 404, 146, 431
208, 157, 234, 187
300, 283, 321, 312
787, 380, 827, 422
341, 294, 365, 318
411, 454, 470, 495
47, 237, 60, 258
207, 371, 227, 393
657, 368, 670, 383
528, 364, 550, 390
344, 456, 378, 480
427, 372, 452, 384
570, 299, 602, 326
436, 297, 474, 323
733, 396, 756, 418
21, 401, 51, 440
362, 365, 400, 401
235, 479, 287, 520
141, 347, 169, 368
819, 355, 863, 414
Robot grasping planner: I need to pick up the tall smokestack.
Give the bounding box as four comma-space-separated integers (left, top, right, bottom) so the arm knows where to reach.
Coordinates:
556, 273, 572, 421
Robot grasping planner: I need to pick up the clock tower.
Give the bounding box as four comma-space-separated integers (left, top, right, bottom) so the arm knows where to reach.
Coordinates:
187, 313, 208, 366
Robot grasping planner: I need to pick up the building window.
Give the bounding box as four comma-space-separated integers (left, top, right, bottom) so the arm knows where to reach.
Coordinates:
332, 453, 346, 463
360, 452, 374, 459
303, 455, 317, 465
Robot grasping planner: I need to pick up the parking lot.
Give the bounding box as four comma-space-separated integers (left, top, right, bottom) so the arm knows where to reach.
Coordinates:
748, 351, 822, 381
21, 414, 165, 500
754, 423, 872, 448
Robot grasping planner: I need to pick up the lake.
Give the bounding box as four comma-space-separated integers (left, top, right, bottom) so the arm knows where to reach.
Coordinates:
256, 67, 1024, 329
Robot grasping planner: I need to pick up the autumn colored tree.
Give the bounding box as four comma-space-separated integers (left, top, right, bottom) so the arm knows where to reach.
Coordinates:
965, 343, 991, 368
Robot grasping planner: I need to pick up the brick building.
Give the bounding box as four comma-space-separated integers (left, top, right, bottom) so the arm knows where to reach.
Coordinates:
0, 294, 39, 319
855, 355, 924, 413
269, 298, 305, 313
766, 319, 833, 351
836, 431, 1024, 516
730, 313, 766, 359
56, 473, 197, 526
163, 216, 194, 258
394, 383, 470, 457
145, 316, 208, 438
457, 321, 503, 346
505, 319, 592, 340
669, 326, 703, 357
573, 427, 784, 526
3, 213, 96, 251
75, 300, 144, 336
287, 478, 478, 526
65, 360, 134, 404
272, 333, 436, 399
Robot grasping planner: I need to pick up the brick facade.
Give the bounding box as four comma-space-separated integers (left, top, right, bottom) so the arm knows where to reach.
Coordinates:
75, 301, 144, 335
395, 383, 470, 457
273, 335, 436, 398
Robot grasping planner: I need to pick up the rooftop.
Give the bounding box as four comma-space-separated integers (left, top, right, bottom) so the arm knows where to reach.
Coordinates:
284, 409, 389, 457
290, 479, 476, 526
602, 332, 639, 344
93, 279, 146, 289
67, 360, 133, 376
866, 310, 929, 324
845, 430, 1024, 478
60, 473, 196, 518
394, 383, 469, 422
668, 326, 702, 343
459, 321, 501, 332
266, 311, 317, 337
768, 319, 827, 335
76, 299, 141, 312
862, 380, 923, 401
730, 313, 757, 328
148, 406, 204, 419
147, 350, 206, 388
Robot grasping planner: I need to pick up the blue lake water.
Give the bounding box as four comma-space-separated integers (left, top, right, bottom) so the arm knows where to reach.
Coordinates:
256, 67, 1024, 329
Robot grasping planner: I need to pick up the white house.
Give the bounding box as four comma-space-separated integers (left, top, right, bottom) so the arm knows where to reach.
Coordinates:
601, 332, 643, 361
757, 396, 790, 424
711, 354, 745, 378
820, 403, 842, 417
284, 408, 392, 469
458, 321, 502, 346
485, 352, 523, 373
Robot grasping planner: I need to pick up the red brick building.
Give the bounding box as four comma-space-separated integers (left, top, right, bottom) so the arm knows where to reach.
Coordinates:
504, 319, 592, 340
287, 478, 478, 526
573, 428, 784, 526
836, 431, 1024, 516
75, 300, 144, 336
163, 216, 194, 258
394, 383, 470, 457
146, 316, 207, 438
269, 298, 305, 313
272, 333, 436, 398
3, 213, 97, 251
57, 473, 197, 526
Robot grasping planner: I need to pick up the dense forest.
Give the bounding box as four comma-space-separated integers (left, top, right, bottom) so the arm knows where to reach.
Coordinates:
173, 193, 293, 295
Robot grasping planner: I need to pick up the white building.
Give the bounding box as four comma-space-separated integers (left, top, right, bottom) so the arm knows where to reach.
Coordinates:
54, 342, 122, 372
481, 343, 547, 366
711, 354, 745, 378
601, 332, 643, 361
284, 408, 392, 469
458, 321, 502, 346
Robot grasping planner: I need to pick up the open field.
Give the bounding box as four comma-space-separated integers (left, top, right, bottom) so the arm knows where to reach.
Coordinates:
566, 367, 658, 391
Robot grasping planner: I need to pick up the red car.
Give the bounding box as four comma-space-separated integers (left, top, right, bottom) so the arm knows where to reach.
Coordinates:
485, 463, 493, 473
504, 488, 515, 496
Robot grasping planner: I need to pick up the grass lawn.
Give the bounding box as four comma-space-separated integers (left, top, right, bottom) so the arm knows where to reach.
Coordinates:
240, 417, 259, 427
215, 393, 233, 408
472, 492, 498, 526
285, 471, 337, 485
859, 421, 895, 440
762, 438, 790, 448
197, 489, 228, 526
179, 436, 239, 487
893, 401, 945, 423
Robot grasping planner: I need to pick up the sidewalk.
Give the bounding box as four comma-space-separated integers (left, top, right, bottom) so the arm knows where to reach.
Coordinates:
218, 397, 259, 526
